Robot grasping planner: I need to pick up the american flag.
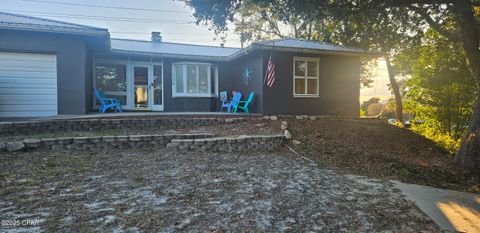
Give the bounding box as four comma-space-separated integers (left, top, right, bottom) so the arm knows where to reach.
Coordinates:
264, 56, 276, 87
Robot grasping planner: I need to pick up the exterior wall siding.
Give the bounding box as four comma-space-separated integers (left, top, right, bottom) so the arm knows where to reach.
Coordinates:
230, 51, 264, 113
262, 51, 361, 116
0, 30, 90, 115
0, 29, 361, 116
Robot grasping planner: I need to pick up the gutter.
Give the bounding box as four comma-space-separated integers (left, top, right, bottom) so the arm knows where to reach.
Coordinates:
0, 24, 110, 37
225, 44, 382, 62
110, 49, 230, 62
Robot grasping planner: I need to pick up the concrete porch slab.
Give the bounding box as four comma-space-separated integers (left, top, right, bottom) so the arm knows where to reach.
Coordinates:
393, 181, 480, 232
0, 112, 261, 122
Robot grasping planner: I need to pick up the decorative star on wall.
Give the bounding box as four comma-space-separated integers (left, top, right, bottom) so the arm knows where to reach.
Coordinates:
243, 66, 253, 85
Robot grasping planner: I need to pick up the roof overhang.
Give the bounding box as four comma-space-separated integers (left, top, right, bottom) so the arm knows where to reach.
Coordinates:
0, 23, 110, 37
227, 44, 383, 61
109, 49, 229, 62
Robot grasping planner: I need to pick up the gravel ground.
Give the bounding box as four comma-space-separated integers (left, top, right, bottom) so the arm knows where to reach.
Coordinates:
0, 148, 439, 232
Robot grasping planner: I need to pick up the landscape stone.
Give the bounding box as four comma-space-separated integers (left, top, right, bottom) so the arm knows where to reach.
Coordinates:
270, 116, 278, 121
6, 141, 25, 151
23, 139, 41, 148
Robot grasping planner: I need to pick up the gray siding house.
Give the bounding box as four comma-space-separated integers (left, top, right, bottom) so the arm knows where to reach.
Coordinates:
0, 11, 374, 118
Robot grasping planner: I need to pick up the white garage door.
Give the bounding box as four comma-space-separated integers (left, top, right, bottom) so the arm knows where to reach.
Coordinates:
0, 52, 57, 117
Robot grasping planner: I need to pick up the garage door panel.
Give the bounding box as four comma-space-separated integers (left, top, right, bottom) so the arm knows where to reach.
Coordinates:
0, 68, 56, 74
0, 104, 57, 111
0, 52, 57, 117
0, 72, 56, 79
0, 52, 56, 62
0, 88, 57, 95
0, 77, 56, 85
0, 82, 57, 89
0, 66, 56, 73
0, 96, 57, 105
0, 59, 56, 68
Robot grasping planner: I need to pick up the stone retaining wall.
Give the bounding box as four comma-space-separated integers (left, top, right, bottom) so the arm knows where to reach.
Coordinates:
166, 135, 285, 152
0, 117, 259, 135
0, 133, 215, 152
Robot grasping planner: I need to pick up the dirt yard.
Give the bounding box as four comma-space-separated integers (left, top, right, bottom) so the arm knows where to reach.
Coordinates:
0, 148, 439, 232
0, 120, 282, 141
288, 118, 480, 193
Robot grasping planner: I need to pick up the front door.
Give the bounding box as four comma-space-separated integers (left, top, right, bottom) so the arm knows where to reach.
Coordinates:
131, 64, 163, 111
150, 65, 164, 111
133, 66, 149, 109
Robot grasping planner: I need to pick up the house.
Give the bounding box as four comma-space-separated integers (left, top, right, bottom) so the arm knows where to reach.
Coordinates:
0, 11, 376, 118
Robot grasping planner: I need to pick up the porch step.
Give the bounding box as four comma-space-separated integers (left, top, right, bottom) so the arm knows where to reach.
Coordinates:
166, 135, 286, 152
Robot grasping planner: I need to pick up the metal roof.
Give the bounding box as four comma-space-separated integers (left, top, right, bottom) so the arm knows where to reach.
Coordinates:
111, 38, 376, 61
254, 38, 368, 53
0, 11, 108, 36
110, 38, 241, 60
0, 11, 376, 59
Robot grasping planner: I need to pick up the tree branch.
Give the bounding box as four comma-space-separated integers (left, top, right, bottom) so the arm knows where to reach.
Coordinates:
408, 5, 462, 41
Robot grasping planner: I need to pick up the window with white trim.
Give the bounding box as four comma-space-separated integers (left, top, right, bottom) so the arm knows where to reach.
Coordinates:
172, 63, 217, 97
94, 63, 127, 105
293, 57, 319, 97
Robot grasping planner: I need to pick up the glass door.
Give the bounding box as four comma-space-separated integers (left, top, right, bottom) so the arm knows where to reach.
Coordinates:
150, 65, 164, 111
133, 66, 149, 109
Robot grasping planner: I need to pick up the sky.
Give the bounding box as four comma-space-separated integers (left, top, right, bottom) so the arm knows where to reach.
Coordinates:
1, 0, 393, 100
1, 0, 241, 47
360, 59, 395, 103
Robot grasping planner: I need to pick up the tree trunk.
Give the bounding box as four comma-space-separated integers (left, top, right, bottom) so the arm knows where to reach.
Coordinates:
455, 90, 480, 169
385, 56, 403, 123
453, 0, 480, 170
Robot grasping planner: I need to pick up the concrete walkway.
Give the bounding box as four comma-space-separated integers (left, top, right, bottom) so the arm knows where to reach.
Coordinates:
394, 181, 480, 233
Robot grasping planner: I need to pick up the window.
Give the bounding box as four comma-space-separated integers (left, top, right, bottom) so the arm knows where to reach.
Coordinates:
95, 63, 127, 105
172, 63, 217, 97
293, 57, 319, 97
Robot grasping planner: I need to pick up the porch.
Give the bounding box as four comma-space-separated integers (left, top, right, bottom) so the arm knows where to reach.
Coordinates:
92, 53, 222, 113
0, 112, 261, 123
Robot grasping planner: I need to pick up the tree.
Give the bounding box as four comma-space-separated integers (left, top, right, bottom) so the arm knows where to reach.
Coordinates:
382, 98, 398, 119
367, 103, 385, 116
183, 0, 480, 170
397, 29, 476, 143
231, 2, 378, 87
361, 97, 380, 113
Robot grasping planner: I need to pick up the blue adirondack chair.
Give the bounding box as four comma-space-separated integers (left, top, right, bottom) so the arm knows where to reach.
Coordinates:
220, 92, 242, 113
94, 88, 122, 113
234, 92, 254, 113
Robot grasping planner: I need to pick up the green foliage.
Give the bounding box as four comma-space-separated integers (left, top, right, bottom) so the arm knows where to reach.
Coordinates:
360, 108, 366, 117
410, 124, 461, 155
381, 98, 397, 119
396, 30, 476, 153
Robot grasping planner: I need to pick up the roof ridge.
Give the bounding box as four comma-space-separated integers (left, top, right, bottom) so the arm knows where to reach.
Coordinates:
0, 10, 107, 31
254, 38, 287, 45
254, 37, 365, 52
111, 38, 240, 50
290, 38, 366, 51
